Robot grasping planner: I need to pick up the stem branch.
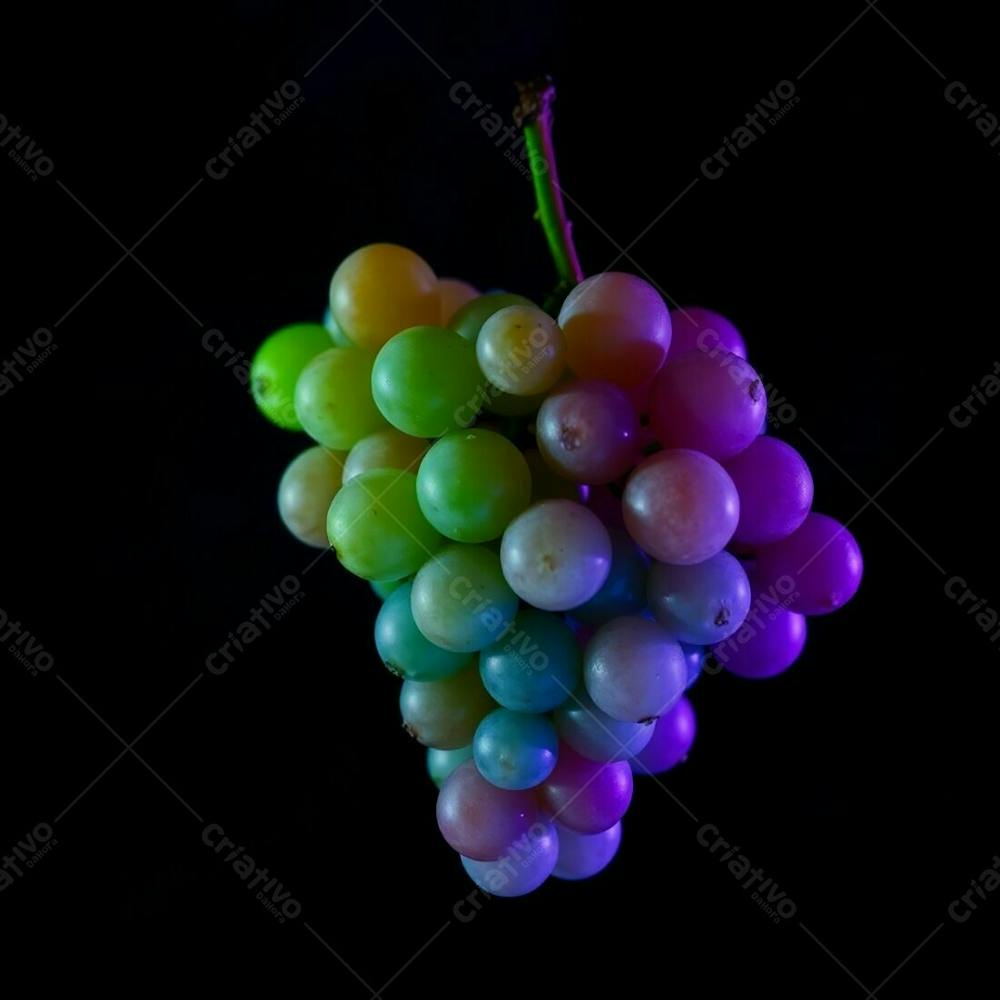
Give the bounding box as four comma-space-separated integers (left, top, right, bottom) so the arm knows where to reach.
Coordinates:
515, 77, 585, 299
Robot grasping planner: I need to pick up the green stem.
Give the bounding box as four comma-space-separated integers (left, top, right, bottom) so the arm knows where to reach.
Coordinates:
515, 77, 585, 299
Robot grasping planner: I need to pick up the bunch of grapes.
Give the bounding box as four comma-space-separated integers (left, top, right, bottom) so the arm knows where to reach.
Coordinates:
251, 242, 863, 897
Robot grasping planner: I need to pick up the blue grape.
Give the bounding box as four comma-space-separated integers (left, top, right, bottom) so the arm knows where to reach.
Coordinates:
473, 708, 558, 790
375, 582, 471, 681
552, 821, 622, 880
554, 689, 654, 762
479, 609, 581, 713
571, 528, 648, 626
681, 642, 705, 689
460, 822, 559, 896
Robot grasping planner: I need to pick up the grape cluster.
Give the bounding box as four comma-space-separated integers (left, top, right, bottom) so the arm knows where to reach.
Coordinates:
252, 242, 863, 897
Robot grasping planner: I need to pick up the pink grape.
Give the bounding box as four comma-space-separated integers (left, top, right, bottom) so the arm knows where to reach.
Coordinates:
650, 349, 766, 460
583, 616, 687, 722
500, 500, 611, 611
755, 513, 863, 615
667, 306, 746, 362
539, 743, 632, 834
622, 449, 739, 565
536, 380, 640, 484
630, 696, 696, 774
557, 272, 671, 388
723, 436, 814, 546
436, 759, 541, 860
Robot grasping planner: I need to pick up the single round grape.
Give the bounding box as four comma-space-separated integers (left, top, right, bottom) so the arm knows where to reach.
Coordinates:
554, 688, 655, 762
400, 666, 495, 749
723, 437, 813, 546
539, 743, 633, 834
473, 709, 558, 790
327, 468, 442, 580
647, 551, 751, 645
552, 821, 621, 880
342, 428, 428, 483
667, 306, 746, 362
277, 446, 345, 547
449, 292, 533, 343
536, 380, 640, 484
630, 696, 696, 775
438, 277, 479, 324
623, 449, 739, 565
479, 609, 581, 713
584, 616, 686, 723
251, 323, 332, 431
416, 430, 531, 542
571, 529, 648, 626
437, 759, 541, 860
372, 326, 484, 437
323, 306, 353, 347
557, 272, 671, 388
374, 582, 471, 681
755, 513, 863, 615
410, 544, 519, 652
294, 347, 388, 450
714, 606, 807, 679
460, 822, 558, 896
500, 500, 611, 612
681, 642, 705, 688
524, 450, 587, 503
476, 305, 566, 396
371, 578, 406, 601
427, 745, 474, 787
650, 349, 766, 460
329, 243, 439, 351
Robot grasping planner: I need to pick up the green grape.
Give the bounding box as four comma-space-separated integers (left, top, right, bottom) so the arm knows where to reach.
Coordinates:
277, 445, 345, 547
476, 305, 566, 395
251, 323, 331, 431
410, 544, 519, 652
416, 429, 531, 542
294, 347, 388, 450
343, 428, 428, 483
427, 745, 474, 787
399, 665, 495, 749
448, 292, 534, 343
326, 468, 442, 580
372, 326, 485, 437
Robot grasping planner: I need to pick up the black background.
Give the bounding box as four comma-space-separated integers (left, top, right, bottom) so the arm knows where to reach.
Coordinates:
2, 1, 998, 995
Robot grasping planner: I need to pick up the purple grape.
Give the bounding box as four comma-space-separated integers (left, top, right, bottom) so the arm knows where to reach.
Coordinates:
650, 349, 766, 460
500, 500, 612, 611
552, 821, 622, 880
713, 605, 807, 679
436, 759, 541, 860
584, 616, 687, 723
647, 551, 751, 645
667, 306, 747, 362
630, 696, 696, 774
536, 380, 640, 484
623, 449, 739, 565
723, 437, 813, 546
539, 743, 633, 834
755, 513, 863, 615
460, 821, 558, 896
